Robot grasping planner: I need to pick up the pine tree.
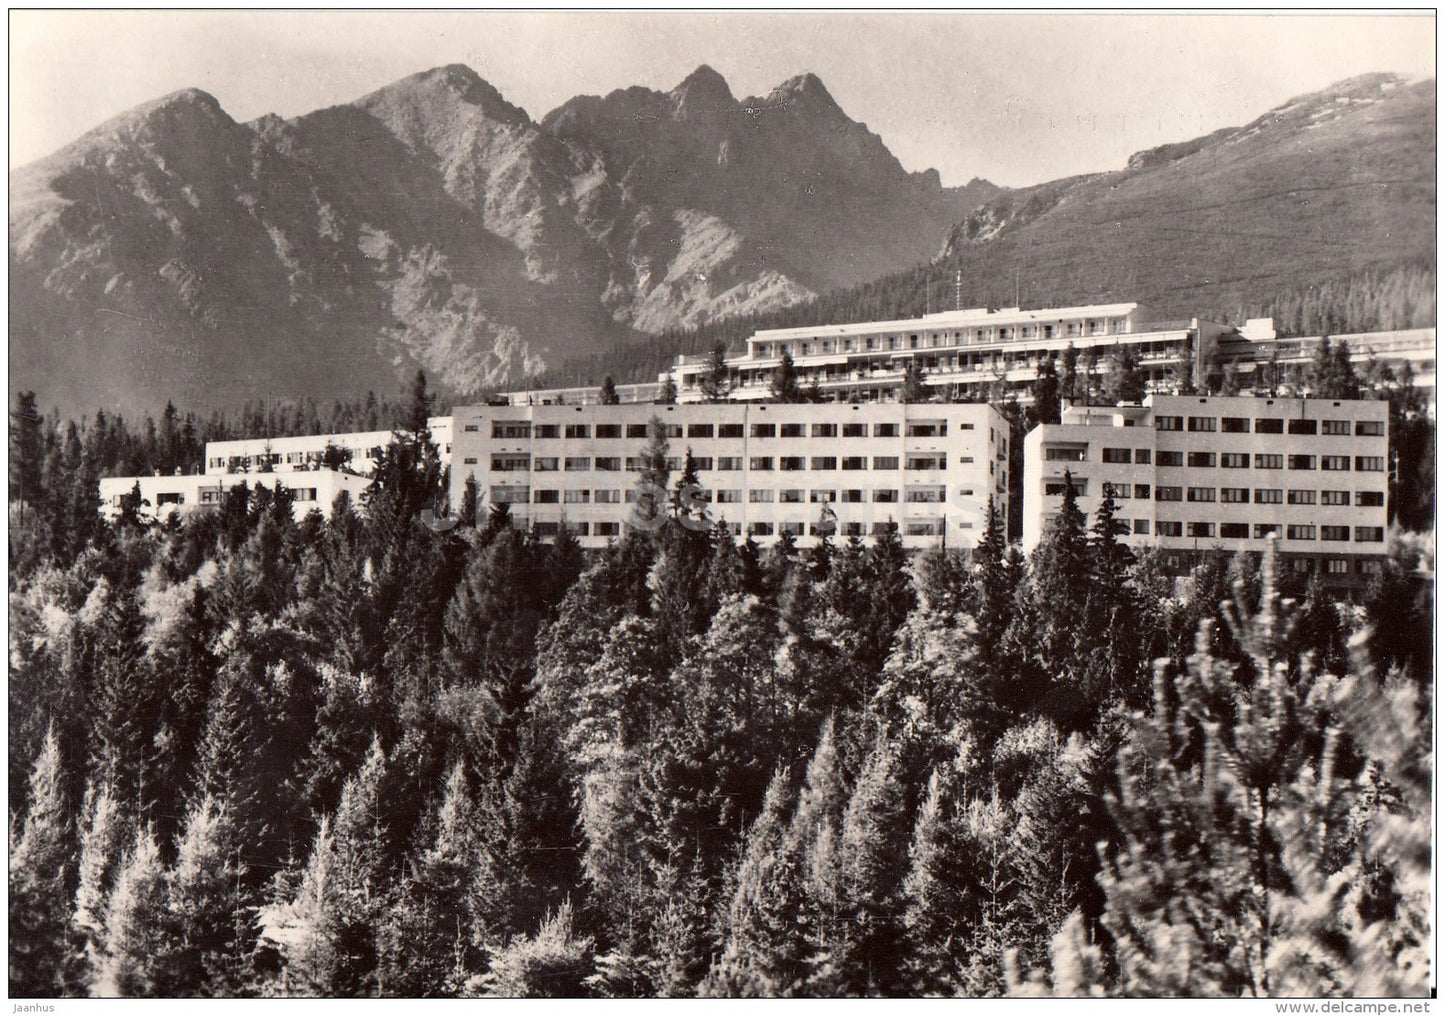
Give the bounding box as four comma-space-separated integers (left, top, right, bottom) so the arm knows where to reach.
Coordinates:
658, 374, 678, 405
1031, 354, 1061, 425
901, 358, 929, 403
94, 828, 167, 997
1060, 343, 1078, 403
9, 727, 73, 997
699, 343, 734, 402
1105, 345, 1145, 403
770, 351, 803, 403
482, 900, 595, 998
599, 375, 621, 405
11, 390, 44, 519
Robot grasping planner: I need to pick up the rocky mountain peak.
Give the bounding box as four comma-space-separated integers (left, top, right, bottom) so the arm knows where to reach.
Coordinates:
670, 64, 736, 115
765, 72, 844, 116
361, 63, 532, 128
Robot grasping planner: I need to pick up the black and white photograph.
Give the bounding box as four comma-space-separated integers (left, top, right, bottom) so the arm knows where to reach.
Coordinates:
6, 9, 1436, 1002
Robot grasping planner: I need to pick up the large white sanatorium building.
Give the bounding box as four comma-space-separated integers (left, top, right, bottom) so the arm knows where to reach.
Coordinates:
449, 401, 1010, 549
1023, 394, 1390, 583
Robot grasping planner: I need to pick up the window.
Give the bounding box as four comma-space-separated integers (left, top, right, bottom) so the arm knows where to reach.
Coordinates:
595, 456, 622, 471
565, 457, 590, 471
1287, 524, 1316, 540
1356, 491, 1384, 507
661, 425, 683, 438
1256, 454, 1283, 469
1321, 420, 1351, 436
779, 521, 805, 537
1155, 415, 1182, 431
906, 486, 945, 503
490, 486, 529, 504
874, 423, 899, 437
716, 457, 741, 471
1046, 446, 1088, 462
493, 422, 531, 439
1221, 523, 1250, 539
565, 424, 591, 439
1320, 490, 1350, 506
532, 522, 560, 537
1358, 560, 1383, 575
718, 423, 744, 438
715, 489, 741, 503
533, 489, 559, 504
906, 455, 945, 471
1157, 451, 1184, 467
687, 423, 714, 438
1221, 453, 1249, 468
595, 489, 621, 504
811, 456, 837, 470
1287, 489, 1317, 505
1288, 455, 1315, 470
905, 520, 944, 536
1134, 448, 1152, 465
1321, 525, 1350, 541
1157, 521, 1183, 537
959, 456, 974, 464
780, 456, 805, 471
1221, 487, 1249, 503
1187, 452, 1216, 468
749, 490, 775, 503
780, 423, 805, 438
626, 424, 649, 438
749, 522, 774, 537
1355, 456, 1385, 472
1102, 447, 1132, 464
593, 521, 619, 537
842, 456, 867, 470
1221, 417, 1250, 433
1133, 519, 1151, 535
491, 455, 530, 472
1255, 488, 1283, 504
779, 489, 804, 503
564, 490, 590, 504
1355, 420, 1385, 437
1287, 419, 1317, 435
750, 457, 773, 471
1255, 418, 1284, 434
1134, 483, 1152, 499
842, 423, 867, 437
1254, 523, 1281, 539
1045, 480, 1085, 496
463, 457, 478, 465
1355, 527, 1384, 543
750, 423, 776, 438
841, 489, 865, 504
1187, 487, 1216, 502
1188, 416, 1216, 432
1102, 482, 1130, 499
873, 456, 900, 471
596, 424, 622, 439
810, 489, 837, 503
534, 457, 559, 472
907, 423, 945, 437
1155, 486, 1183, 502
842, 521, 865, 536
873, 489, 900, 503
1325, 559, 1350, 575
812, 423, 837, 437
624, 457, 645, 471
1321, 455, 1350, 471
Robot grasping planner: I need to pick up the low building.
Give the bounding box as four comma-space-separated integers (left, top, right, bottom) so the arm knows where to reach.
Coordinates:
1023, 394, 1390, 585
99, 469, 372, 523
450, 401, 1010, 549
203, 416, 454, 474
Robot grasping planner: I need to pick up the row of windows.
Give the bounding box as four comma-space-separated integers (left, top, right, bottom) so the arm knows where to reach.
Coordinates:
1149, 486, 1384, 506
525, 486, 963, 505
480, 454, 963, 472
1147, 521, 1385, 542
480, 420, 980, 441
1155, 415, 1384, 436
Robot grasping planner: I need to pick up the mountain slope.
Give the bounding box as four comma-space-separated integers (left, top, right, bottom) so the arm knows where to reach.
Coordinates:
937, 73, 1435, 314
10, 64, 986, 415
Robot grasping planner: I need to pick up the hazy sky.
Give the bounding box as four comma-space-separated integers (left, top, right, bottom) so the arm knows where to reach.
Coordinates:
9, 11, 1436, 186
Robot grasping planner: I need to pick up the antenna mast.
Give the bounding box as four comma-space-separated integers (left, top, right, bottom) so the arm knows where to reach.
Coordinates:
955, 269, 962, 311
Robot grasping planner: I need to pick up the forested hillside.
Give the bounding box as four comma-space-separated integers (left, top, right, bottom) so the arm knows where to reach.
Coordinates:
8, 378, 1433, 998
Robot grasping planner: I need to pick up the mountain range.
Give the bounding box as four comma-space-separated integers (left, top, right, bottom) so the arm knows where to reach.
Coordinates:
9, 66, 1433, 416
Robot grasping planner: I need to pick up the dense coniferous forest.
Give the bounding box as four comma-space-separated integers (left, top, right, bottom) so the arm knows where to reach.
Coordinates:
7, 370, 1433, 998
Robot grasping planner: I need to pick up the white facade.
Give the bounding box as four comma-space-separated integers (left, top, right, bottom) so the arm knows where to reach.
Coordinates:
661, 302, 1230, 405
204, 416, 454, 474
99, 469, 372, 523
450, 401, 1010, 549
1023, 394, 1390, 583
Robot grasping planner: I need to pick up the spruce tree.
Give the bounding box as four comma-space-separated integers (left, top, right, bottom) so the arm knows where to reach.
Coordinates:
9, 728, 73, 997
94, 828, 167, 997
770, 351, 803, 403
600, 375, 621, 405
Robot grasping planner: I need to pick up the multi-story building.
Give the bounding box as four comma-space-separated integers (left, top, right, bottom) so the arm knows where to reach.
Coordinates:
1023, 394, 1390, 584
99, 468, 372, 523
661, 302, 1230, 405
203, 417, 454, 474
450, 401, 1011, 549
